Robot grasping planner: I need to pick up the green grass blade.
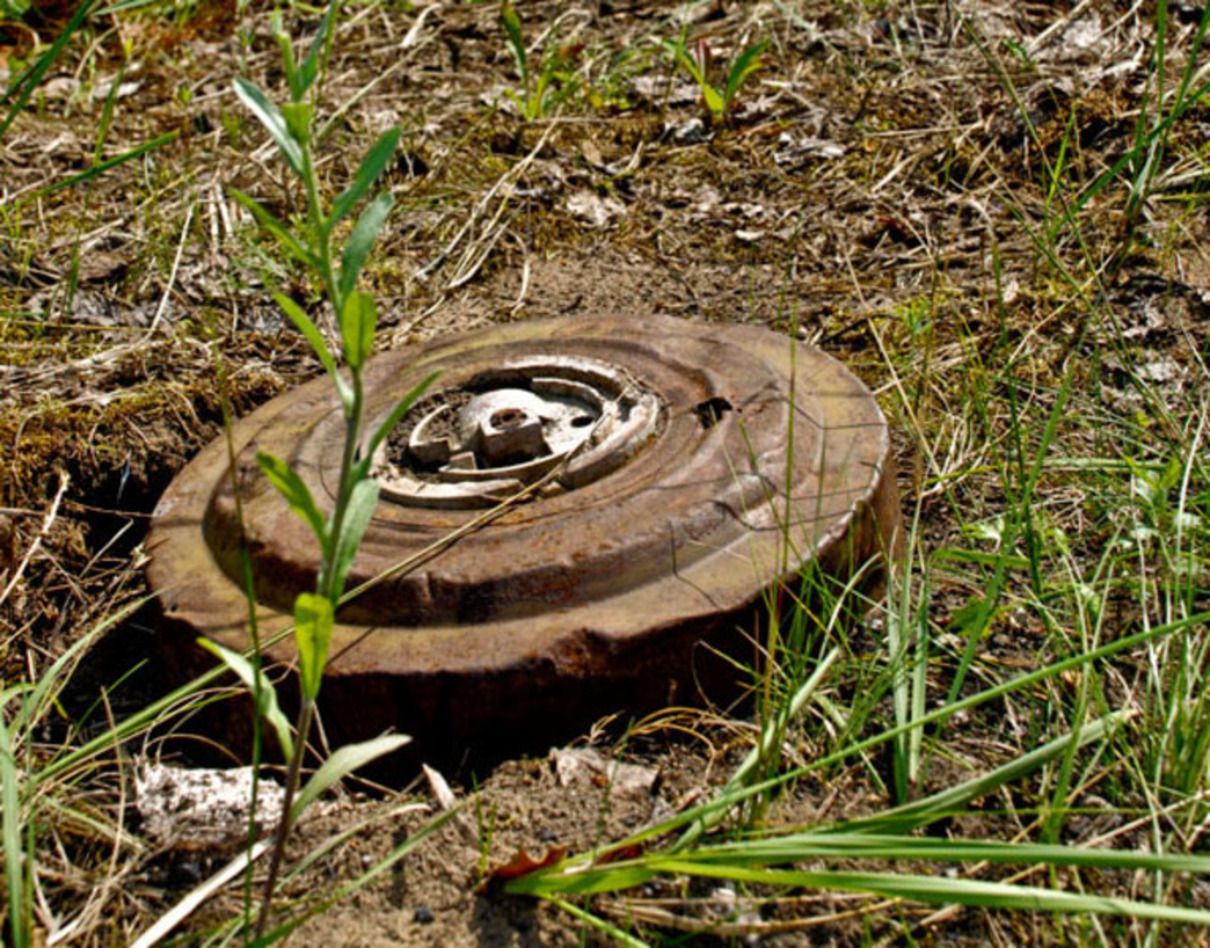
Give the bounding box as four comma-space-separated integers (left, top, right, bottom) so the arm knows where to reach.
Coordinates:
328, 128, 401, 231
547, 897, 649, 947
93, 62, 125, 163
511, 612, 1209, 879
675, 648, 839, 850
229, 189, 317, 269
32, 597, 252, 789
1, 0, 102, 140
724, 41, 767, 107
682, 834, 1210, 874
233, 77, 304, 176
338, 192, 393, 297
651, 862, 1210, 926
0, 708, 29, 948
836, 714, 1122, 835
12, 623, 105, 735
291, 734, 410, 820
500, 3, 528, 90
298, 0, 338, 96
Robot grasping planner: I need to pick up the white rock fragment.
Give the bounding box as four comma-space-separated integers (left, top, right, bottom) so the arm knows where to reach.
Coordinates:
566, 190, 626, 227
1137, 358, 1183, 384
668, 117, 710, 145
774, 132, 845, 166
550, 747, 659, 799
136, 762, 285, 849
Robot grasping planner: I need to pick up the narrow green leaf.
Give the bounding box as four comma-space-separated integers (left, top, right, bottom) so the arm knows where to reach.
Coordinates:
668, 42, 725, 117
92, 60, 124, 163
546, 898, 648, 948
255, 451, 327, 549
686, 833, 1210, 875
292, 733, 410, 819
701, 84, 725, 117
299, 0, 338, 96
672, 45, 707, 89
232, 77, 304, 175
354, 372, 440, 482
271, 293, 334, 374
339, 291, 377, 370
0, 709, 28, 948
1, 0, 101, 141
330, 478, 380, 597
329, 128, 402, 231
36, 130, 177, 199
271, 293, 353, 409
652, 863, 1210, 927
724, 41, 767, 106
339, 192, 394, 297
272, 12, 300, 100
1, 686, 32, 718
506, 860, 653, 897
293, 592, 334, 701
229, 189, 316, 268
505, 88, 530, 119
509, 613, 1210, 886
13, 624, 103, 734
501, 3, 528, 87
197, 639, 295, 759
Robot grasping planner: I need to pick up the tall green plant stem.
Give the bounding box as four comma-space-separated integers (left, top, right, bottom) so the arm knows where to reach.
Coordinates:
297, 129, 366, 601
255, 132, 362, 941
255, 698, 315, 937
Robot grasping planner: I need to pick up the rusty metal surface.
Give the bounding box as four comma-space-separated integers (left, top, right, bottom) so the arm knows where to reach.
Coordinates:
146, 315, 900, 770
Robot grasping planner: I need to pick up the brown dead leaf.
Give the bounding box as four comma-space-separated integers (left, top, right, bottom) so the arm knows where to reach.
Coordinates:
478, 845, 567, 892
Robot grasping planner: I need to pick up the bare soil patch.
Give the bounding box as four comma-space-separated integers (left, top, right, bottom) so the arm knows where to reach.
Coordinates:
3, 0, 1210, 943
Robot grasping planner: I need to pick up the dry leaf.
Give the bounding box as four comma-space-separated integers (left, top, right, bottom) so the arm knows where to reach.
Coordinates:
478, 845, 567, 891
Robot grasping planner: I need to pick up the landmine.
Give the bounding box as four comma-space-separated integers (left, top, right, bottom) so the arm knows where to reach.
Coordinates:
147, 316, 900, 774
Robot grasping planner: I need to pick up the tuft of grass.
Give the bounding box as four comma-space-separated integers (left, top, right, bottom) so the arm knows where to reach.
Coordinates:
662, 27, 767, 126
499, 2, 585, 121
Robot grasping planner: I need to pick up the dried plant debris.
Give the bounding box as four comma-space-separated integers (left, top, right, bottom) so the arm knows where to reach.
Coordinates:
3, 0, 1210, 944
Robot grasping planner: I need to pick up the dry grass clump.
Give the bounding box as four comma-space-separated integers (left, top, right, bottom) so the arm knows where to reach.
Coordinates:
2, 0, 1209, 943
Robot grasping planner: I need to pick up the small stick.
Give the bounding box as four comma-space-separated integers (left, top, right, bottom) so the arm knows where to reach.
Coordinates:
129, 840, 273, 948
0, 473, 69, 610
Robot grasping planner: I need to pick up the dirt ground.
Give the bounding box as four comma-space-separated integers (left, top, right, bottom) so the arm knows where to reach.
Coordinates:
3, 0, 1210, 943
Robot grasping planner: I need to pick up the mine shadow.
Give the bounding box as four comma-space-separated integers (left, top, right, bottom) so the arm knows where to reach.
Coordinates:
470, 888, 545, 946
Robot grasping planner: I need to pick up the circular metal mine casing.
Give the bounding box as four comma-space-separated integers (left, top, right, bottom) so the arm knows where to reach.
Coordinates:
147, 316, 900, 771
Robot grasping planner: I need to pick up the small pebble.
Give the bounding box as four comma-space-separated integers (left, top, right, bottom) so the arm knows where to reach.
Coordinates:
414, 904, 435, 924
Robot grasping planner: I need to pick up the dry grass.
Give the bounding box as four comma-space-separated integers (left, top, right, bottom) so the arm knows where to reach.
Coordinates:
2, 0, 1210, 943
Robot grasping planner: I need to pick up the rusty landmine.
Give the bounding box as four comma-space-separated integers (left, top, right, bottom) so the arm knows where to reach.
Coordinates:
147, 316, 900, 774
